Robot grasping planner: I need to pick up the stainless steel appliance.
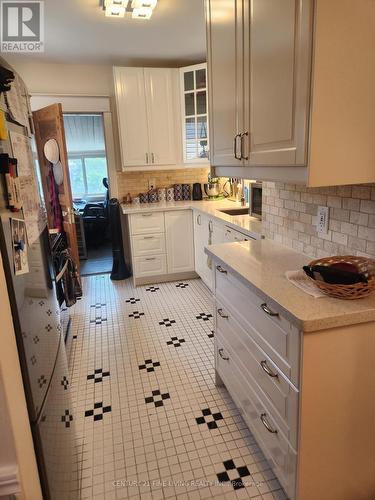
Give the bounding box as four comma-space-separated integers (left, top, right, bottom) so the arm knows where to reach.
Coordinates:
0, 61, 77, 500
250, 182, 262, 219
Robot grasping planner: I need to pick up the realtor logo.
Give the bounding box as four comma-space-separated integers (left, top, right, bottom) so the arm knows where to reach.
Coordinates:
1, 1, 44, 52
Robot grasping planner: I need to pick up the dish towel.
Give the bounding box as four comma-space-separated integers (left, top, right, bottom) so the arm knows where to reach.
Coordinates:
285, 270, 326, 298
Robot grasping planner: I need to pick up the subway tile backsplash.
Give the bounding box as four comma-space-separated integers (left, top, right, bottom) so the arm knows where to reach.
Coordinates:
117, 168, 210, 199
262, 182, 375, 258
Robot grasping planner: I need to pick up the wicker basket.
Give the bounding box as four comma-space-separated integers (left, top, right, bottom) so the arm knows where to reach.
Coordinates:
306, 255, 375, 300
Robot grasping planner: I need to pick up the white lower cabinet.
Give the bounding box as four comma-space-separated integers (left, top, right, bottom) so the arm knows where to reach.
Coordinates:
213, 262, 299, 500
134, 254, 167, 278
165, 210, 195, 274
128, 210, 196, 285
193, 211, 212, 289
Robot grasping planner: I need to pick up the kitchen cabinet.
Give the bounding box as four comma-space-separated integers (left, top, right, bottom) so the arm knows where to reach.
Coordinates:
113, 67, 177, 169
128, 210, 196, 285
206, 0, 375, 187
206, 0, 311, 169
165, 211, 195, 274
193, 211, 212, 289
179, 63, 209, 164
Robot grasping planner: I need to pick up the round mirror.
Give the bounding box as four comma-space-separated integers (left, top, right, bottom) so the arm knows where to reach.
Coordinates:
53, 161, 64, 186
43, 138, 60, 164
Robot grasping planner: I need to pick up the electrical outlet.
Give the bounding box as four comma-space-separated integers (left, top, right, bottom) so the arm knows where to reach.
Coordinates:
148, 178, 156, 190
317, 206, 329, 234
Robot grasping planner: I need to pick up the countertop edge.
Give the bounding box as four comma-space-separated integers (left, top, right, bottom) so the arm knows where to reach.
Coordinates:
121, 202, 264, 240
205, 245, 375, 333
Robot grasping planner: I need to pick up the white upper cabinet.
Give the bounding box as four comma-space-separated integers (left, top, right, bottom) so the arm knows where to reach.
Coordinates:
144, 68, 176, 166
206, 0, 375, 186
206, 0, 311, 170
243, 0, 312, 167
114, 67, 177, 169
206, 0, 244, 167
179, 63, 210, 164
113, 67, 149, 167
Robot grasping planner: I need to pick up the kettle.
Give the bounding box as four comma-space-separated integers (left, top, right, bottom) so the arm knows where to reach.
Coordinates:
192, 183, 203, 200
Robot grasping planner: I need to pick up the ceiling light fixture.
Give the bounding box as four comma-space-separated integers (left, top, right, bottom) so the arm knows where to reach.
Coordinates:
101, 0, 157, 19
105, 5, 126, 17
131, 0, 157, 8
132, 6, 153, 19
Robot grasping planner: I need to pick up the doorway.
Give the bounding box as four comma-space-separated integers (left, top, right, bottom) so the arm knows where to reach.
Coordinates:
63, 113, 112, 276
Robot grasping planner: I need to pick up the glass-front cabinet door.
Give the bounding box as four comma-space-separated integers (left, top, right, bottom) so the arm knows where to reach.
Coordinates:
180, 63, 209, 164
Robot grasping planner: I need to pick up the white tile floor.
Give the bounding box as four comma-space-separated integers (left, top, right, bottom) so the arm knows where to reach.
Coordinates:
67, 275, 288, 500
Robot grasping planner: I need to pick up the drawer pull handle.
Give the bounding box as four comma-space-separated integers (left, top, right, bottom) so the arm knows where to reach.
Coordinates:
218, 348, 229, 361
217, 308, 229, 319
216, 265, 227, 274
145, 258, 156, 261
260, 413, 278, 434
260, 360, 279, 379
141, 214, 153, 217
260, 303, 279, 317
143, 236, 154, 239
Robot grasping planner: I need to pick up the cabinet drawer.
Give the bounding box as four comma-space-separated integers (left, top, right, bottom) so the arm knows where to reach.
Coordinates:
132, 233, 166, 257
216, 336, 297, 499
134, 255, 167, 277
216, 305, 299, 449
215, 265, 300, 386
130, 212, 165, 235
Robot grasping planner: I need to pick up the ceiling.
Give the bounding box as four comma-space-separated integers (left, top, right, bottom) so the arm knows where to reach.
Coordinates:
9, 0, 207, 66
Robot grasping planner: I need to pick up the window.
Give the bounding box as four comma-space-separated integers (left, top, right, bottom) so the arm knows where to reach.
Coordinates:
63, 114, 108, 200
180, 63, 209, 163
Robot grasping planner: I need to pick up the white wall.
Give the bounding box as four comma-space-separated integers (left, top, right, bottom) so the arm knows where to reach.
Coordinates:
5, 59, 114, 96
0, 255, 42, 500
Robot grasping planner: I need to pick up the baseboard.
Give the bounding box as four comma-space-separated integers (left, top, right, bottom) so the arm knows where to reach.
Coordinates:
134, 271, 199, 286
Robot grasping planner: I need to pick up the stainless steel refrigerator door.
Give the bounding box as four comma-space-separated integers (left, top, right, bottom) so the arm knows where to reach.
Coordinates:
36, 333, 79, 500
0, 218, 61, 421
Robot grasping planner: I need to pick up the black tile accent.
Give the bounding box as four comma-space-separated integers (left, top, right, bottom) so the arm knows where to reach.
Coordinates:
146, 286, 159, 292
38, 300, 45, 306
38, 375, 47, 388
216, 460, 251, 490
30, 355, 37, 365
90, 303, 106, 309
159, 318, 176, 327
208, 330, 214, 338
166, 336, 185, 348
61, 410, 73, 428
61, 376, 69, 390
90, 317, 107, 325
196, 313, 213, 321
46, 309, 52, 316
87, 369, 110, 383
176, 283, 189, 288
72, 335, 78, 340
195, 408, 224, 429
139, 359, 161, 372
45, 324, 52, 332
144, 390, 170, 408
33, 335, 40, 344
126, 297, 140, 304
129, 311, 145, 319
85, 402, 112, 421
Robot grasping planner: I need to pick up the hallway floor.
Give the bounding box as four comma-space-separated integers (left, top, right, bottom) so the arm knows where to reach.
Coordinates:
80, 243, 113, 276
67, 275, 287, 500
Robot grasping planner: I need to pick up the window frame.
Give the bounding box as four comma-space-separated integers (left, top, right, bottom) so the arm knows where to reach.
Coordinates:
68, 150, 108, 201
179, 62, 210, 165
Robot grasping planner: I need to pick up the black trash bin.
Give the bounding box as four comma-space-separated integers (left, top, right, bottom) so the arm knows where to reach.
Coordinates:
109, 198, 131, 281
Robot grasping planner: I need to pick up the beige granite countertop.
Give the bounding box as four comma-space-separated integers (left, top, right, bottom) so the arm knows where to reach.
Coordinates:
122, 199, 263, 240
205, 239, 375, 332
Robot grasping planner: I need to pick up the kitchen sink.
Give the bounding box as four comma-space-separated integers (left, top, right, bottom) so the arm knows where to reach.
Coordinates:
218, 208, 249, 216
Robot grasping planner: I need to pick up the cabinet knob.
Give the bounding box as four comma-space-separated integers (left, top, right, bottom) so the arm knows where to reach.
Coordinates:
218, 348, 229, 361
260, 303, 279, 317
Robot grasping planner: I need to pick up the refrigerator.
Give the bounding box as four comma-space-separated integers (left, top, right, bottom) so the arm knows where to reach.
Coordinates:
0, 63, 78, 499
